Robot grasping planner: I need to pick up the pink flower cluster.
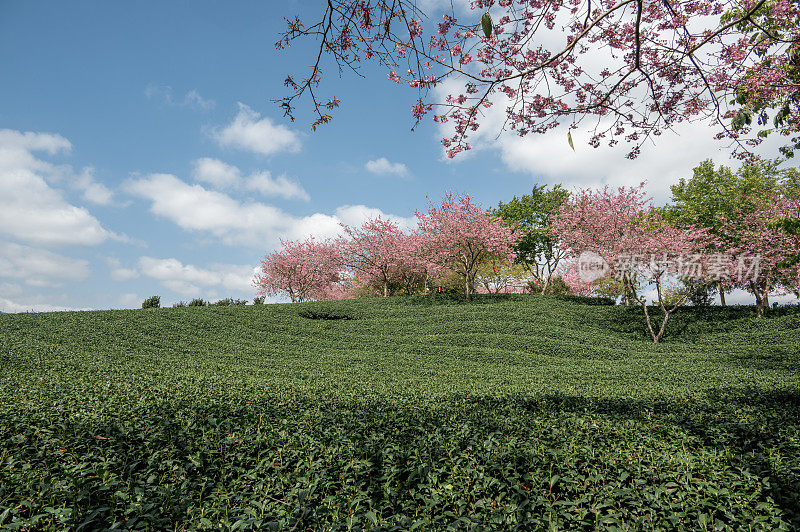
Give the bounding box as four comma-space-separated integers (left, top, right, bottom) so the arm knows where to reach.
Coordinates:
254, 193, 519, 302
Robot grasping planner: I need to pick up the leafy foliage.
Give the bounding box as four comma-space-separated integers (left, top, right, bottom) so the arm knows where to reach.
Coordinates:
211, 298, 248, 306
141, 295, 160, 309
1, 297, 800, 529
492, 184, 570, 294
663, 159, 800, 309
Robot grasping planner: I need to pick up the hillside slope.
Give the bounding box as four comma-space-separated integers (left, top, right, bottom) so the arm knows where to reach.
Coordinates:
1, 295, 799, 529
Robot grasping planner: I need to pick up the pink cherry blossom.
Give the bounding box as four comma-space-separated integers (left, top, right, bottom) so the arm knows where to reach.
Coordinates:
416, 192, 519, 301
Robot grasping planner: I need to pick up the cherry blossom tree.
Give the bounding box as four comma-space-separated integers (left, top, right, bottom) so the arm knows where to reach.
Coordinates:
278, 0, 799, 159
558, 258, 625, 299
551, 183, 651, 304
624, 217, 713, 342
392, 232, 440, 294
552, 183, 714, 342
338, 217, 410, 297
416, 193, 518, 301
254, 237, 345, 302
727, 196, 800, 315
557, 258, 593, 297
337, 217, 436, 296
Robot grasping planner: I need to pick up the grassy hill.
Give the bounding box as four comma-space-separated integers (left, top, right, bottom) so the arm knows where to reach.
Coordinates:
1, 295, 799, 529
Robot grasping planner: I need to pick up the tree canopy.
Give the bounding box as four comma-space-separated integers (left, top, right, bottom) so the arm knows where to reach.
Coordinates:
491, 184, 570, 293
278, 0, 800, 159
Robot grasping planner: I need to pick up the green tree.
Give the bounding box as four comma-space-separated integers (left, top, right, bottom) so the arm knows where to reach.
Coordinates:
724, 2, 800, 159
772, 168, 800, 272
662, 159, 792, 306
492, 184, 570, 294
141, 295, 160, 309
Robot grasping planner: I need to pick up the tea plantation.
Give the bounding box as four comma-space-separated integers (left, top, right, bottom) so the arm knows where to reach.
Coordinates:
1, 295, 799, 530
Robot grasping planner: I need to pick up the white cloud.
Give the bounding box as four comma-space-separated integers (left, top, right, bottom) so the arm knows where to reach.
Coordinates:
212, 103, 301, 156
191, 157, 309, 201
0, 282, 23, 298
184, 89, 215, 111
118, 293, 143, 309
493, 119, 790, 203
244, 171, 310, 201
125, 173, 289, 246
145, 84, 215, 111
137, 256, 257, 297
192, 157, 241, 188
74, 167, 114, 205
103, 257, 140, 282
124, 173, 414, 246
333, 205, 418, 233
0, 129, 117, 246
0, 297, 92, 314
431, 71, 789, 204
365, 157, 410, 178
0, 241, 90, 287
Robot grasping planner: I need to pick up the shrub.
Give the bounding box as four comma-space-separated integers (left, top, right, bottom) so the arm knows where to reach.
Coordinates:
2, 300, 799, 529
543, 275, 570, 295
141, 296, 160, 309
211, 298, 249, 306
172, 301, 187, 308
253, 296, 265, 305
662, 286, 690, 308
587, 277, 626, 301
188, 298, 207, 307
683, 278, 714, 307
431, 271, 464, 294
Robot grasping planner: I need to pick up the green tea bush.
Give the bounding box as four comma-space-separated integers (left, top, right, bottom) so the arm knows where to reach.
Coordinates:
550, 293, 616, 305
1, 296, 798, 529
211, 298, 247, 306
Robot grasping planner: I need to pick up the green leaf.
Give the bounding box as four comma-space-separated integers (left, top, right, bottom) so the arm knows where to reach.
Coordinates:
481, 12, 492, 38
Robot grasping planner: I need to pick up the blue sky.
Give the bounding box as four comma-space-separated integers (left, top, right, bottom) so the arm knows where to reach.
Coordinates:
0, 1, 789, 311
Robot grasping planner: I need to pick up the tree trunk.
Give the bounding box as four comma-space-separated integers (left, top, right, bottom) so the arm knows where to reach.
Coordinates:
623, 278, 636, 306
750, 280, 767, 317
717, 281, 726, 307
383, 281, 388, 297
465, 275, 471, 301
653, 312, 671, 343
638, 298, 660, 342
